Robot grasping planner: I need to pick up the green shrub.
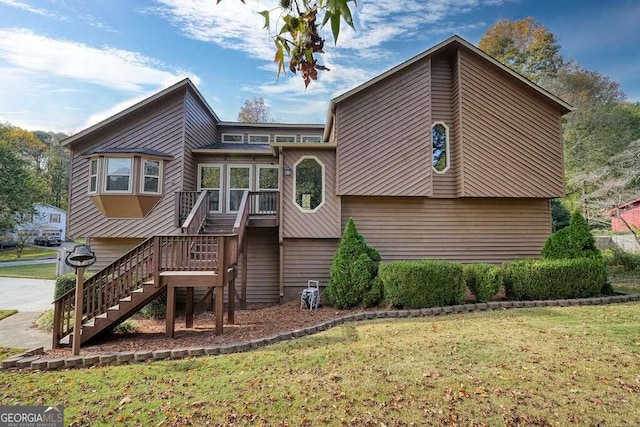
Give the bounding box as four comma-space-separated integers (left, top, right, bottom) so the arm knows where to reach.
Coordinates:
54, 272, 94, 300
112, 320, 137, 334
503, 258, 606, 300
603, 248, 640, 271
542, 211, 601, 260
140, 295, 167, 319
36, 310, 55, 332
380, 260, 465, 309
326, 218, 382, 309
463, 264, 503, 303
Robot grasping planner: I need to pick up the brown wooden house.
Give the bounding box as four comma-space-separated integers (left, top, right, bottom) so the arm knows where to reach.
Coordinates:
54, 35, 572, 347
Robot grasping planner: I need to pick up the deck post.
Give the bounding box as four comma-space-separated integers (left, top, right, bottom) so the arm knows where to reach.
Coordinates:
166, 285, 176, 338
241, 232, 248, 309
185, 287, 194, 328
152, 236, 160, 287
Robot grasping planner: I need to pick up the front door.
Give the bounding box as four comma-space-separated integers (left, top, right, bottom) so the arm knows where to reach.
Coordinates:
198, 164, 222, 213
227, 165, 252, 212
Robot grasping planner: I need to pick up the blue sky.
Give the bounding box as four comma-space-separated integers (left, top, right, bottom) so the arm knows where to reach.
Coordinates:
0, 0, 638, 133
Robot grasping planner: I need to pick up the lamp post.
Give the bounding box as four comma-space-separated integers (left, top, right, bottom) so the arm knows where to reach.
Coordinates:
64, 244, 96, 356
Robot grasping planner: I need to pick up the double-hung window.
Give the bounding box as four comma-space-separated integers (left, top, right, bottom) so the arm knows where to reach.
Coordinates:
88, 158, 99, 194
141, 159, 162, 194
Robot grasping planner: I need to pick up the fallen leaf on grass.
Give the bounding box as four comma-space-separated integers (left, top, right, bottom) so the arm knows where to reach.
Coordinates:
119, 396, 132, 406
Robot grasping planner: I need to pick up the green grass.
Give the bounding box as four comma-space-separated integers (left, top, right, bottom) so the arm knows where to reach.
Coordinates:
1, 304, 639, 425
608, 267, 640, 294
0, 347, 25, 362
0, 246, 58, 262
0, 309, 17, 321
0, 263, 56, 279
72, 237, 85, 244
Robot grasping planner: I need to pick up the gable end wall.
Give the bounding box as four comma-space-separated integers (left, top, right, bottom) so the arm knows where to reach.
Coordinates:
458, 48, 565, 198
336, 57, 432, 197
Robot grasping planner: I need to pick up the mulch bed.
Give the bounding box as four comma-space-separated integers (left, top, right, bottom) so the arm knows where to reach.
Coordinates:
45, 301, 364, 358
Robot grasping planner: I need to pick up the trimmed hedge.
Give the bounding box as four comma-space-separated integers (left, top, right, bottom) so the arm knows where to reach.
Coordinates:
380, 260, 465, 309
503, 258, 606, 300
54, 272, 93, 300
463, 264, 502, 303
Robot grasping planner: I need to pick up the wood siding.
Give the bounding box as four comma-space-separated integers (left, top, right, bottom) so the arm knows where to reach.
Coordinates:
431, 54, 458, 197
282, 238, 338, 301
87, 237, 144, 272
183, 89, 218, 191
239, 228, 280, 303
458, 48, 564, 197
282, 149, 341, 238
68, 90, 186, 239
342, 197, 552, 263
336, 57, 432, 197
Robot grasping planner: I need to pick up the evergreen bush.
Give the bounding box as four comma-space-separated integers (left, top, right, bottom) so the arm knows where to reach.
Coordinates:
380, 260, 465, 309
503, 258, 606, 300
542, 211, 601, 260
326, 218, 382, 309
140, 295, 167, 319
463, 264, 503, 303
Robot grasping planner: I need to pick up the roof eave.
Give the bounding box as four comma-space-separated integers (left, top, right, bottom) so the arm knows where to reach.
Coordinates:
62, 78, 220, 147
326, 35, 574, 116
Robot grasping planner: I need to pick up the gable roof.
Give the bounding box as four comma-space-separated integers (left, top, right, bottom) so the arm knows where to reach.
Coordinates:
323, 35, 573, 140
602, 195, 640, 216
62, 78, 219, 147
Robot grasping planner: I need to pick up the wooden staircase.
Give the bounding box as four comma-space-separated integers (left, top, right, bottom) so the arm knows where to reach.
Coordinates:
52, 190, 251, 349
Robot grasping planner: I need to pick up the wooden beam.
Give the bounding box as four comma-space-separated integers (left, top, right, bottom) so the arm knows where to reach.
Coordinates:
215, 285, 223, 335
241, 232, 248, 309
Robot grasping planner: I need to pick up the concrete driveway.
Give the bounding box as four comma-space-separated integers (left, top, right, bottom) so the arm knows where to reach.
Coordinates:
0, 277, 54, 349
0, 277, 55, 312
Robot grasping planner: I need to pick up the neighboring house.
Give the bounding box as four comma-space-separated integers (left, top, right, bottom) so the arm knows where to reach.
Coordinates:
14, 203, 67, 242
55, 35, 571, 347
602, 196, 640, 232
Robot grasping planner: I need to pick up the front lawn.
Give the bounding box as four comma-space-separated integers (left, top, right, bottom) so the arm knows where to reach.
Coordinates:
0, 347, 24, 362
0, 263, 56, 279
1, 303, 639, 425
0, 246, 58, 262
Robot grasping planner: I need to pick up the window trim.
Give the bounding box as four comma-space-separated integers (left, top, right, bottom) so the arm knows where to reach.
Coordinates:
88, 158, 99, 194
292, 155, 325, 213
49, 213, 61, 224
226, 164, 253, 213
248, 134, 270, 144
221, 133, 244, 143
300, 135, 322, 143
275, 134, 296, 143
140, 158, 163, 195
431, 121, 450, 174
103, 157, 133, 193
197, 163, 223, 213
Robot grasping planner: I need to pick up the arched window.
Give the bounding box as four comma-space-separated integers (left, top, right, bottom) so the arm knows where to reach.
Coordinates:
293, 156, 325, 212
432, 122, 450, 173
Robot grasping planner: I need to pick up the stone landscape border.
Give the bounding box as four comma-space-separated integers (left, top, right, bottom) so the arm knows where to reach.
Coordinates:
2, 294, 639, 372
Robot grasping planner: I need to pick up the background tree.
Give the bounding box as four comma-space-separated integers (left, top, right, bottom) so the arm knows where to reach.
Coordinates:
237, 97, 276, 123
218, 0, 356, 87
478, 17, 562, 83
0, 145, 42, 255
480, 18, 640, 227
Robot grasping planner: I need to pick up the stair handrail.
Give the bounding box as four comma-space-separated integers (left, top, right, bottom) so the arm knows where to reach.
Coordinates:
232, 190, 250, 255
181, 190, 210, 234
52, 236, 157, 347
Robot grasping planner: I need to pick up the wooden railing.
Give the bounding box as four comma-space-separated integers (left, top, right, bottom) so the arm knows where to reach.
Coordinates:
175, 191, 200, 227
181, 190, 209, 234
52, 234, 227, 347
248, 191, 278, 215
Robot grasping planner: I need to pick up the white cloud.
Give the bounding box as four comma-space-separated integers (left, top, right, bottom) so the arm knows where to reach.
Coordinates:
0, 0, 66, 19
0, 28, 197, 92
